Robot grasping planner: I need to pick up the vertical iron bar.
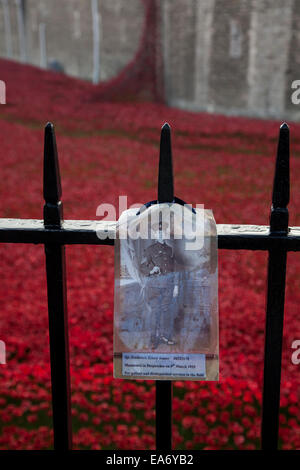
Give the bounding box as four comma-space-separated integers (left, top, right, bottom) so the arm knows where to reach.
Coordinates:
156, 122, 173, 450
261, 123, 290, 450
156, 381, 173, 450
43, 122, 72, 450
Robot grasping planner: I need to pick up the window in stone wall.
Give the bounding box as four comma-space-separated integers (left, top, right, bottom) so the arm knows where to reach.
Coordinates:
229, 18, 242, 59
73, 10, 81, 39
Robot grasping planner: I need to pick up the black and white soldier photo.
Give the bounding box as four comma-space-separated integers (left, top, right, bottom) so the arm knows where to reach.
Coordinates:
140, 220, 178, 349
114, 203, 219, 381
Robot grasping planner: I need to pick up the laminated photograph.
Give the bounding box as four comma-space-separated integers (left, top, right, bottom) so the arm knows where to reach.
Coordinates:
114, 203, 218, 381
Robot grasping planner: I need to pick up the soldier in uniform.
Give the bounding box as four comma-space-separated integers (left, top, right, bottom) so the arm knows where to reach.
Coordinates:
140, 221, 179, 349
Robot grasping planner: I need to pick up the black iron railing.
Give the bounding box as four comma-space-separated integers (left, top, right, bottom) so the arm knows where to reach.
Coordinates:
0, 121, 297, 451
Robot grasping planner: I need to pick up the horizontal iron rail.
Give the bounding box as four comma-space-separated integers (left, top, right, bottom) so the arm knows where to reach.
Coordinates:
0, 219, 299, 250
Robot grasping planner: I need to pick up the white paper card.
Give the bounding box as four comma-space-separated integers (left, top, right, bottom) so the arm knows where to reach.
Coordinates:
122, 352, 206, 378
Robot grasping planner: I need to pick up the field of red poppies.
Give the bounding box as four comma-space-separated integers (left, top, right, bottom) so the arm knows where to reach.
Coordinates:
0, 59, 299, 450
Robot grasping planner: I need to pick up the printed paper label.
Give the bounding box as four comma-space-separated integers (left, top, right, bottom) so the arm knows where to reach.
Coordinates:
122, 352, 206, 378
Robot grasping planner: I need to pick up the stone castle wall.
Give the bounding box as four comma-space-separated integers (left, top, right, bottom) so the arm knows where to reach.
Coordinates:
161, 0, 300, 120
1, 0, 300, 120
0, 0, 144, 81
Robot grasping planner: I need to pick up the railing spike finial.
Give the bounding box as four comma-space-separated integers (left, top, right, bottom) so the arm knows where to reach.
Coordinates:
158, 122, 174, 203
270, 122, 290, 233
43, 122, 63, 227
43, 122, 62, 204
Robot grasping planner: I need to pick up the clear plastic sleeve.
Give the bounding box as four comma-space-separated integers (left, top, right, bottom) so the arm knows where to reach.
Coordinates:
113, 203, 218, 381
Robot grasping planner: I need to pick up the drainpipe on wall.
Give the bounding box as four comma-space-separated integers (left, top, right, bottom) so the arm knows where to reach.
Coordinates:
1, 0, 12, 58
91, 0, 101, 84
39, 22, 47, 69
15, 0, 27, 62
